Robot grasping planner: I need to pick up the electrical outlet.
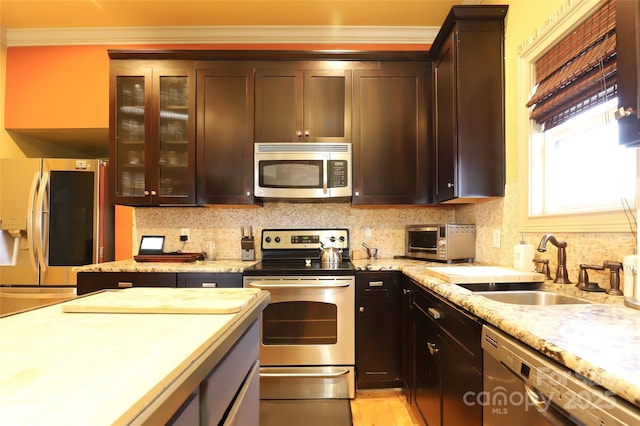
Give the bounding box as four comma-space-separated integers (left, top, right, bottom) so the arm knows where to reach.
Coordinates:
493, 229, 501, 248
180, 228, 190, 242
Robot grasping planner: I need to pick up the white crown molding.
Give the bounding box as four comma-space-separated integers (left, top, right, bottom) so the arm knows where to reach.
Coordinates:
5, 25, 439, 47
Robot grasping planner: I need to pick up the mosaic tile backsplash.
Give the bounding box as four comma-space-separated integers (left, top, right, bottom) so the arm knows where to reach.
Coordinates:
133, 182, 636, 292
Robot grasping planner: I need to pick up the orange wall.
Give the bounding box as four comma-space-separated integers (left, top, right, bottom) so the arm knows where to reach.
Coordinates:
5, 45, 110, 129
4, 42, 427, 130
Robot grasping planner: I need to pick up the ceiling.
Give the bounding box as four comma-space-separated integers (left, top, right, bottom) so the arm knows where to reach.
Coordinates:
0, 0, 474, 29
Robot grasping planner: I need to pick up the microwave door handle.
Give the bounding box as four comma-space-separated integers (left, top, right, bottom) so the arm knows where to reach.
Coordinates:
323, 159, 328, 194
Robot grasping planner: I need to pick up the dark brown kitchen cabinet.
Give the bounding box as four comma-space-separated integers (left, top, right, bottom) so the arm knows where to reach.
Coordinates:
431, 6, 508, 203
254, 66, 352, 142
406, 277, 482, 426
77, 272, 242, 295
352, 64, 430, 204
196, 65, 257, 204
77, 272, 177, 295
110, 60, 196, 205
177, 273, 242, 288
616, 0, 640, 146
355, 271, 402, 389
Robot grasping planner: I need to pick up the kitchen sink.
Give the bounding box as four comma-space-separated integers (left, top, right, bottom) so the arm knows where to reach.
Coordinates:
475, 290, 592, 305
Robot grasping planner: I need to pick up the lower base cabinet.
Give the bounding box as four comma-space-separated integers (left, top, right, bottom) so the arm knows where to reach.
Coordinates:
405, 277, 483, 426
77, 272, 242, 295
356, 271, 402, 389
169, 319, 260, 425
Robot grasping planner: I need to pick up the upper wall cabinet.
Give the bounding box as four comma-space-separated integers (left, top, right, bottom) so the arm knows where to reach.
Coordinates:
254, 66, 352, 142
109, 60, 196, 205
430, 6, 508, 203
352, 63, 430, 205
196, 64, 257, 204
616, 0, 640, 146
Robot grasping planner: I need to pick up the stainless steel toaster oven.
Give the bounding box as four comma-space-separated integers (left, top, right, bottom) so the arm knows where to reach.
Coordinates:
405, 224, 475, 262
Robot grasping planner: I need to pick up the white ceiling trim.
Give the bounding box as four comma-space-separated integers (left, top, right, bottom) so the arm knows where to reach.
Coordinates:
5, 25, 439, 47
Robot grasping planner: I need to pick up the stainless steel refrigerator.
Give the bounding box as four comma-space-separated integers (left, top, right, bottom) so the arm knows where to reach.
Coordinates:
0, 158, 114, 313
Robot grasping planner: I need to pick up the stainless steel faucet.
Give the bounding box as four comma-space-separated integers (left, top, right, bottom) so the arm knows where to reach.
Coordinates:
537, 234, 571, 284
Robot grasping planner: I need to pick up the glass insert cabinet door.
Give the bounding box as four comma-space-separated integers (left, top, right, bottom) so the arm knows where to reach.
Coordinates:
113, 66, 195, 204
115, 74, 148, 198
157, 75, 191, 198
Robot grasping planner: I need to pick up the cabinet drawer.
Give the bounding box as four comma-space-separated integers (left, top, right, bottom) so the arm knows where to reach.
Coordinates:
177, 273, 242, 288
411, 280, 482, 369
356, 271, 400, 296
76, 272, 177, 295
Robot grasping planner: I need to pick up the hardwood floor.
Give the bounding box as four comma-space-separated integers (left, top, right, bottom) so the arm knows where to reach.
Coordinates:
350, 389, 422, 426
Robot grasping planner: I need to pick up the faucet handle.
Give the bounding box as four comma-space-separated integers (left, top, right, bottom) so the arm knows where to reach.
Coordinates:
603, 261, 623, 295
577, 264, 605, 291
533, 258, 552, 280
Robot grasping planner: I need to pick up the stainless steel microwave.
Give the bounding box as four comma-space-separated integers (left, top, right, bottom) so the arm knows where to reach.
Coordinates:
406, 224, 476, 262
254, 142, 352, 199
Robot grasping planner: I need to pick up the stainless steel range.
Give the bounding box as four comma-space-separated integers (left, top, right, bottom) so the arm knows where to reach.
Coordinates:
243, 228, 355, 400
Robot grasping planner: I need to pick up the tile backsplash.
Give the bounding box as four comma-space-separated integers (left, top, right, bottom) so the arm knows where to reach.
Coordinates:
133, 202, 455, 260
132, 182, 636, 293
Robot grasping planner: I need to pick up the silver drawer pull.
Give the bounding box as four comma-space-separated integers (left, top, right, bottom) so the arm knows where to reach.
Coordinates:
201, 282, 217, 288
368, 281, 384, 287
117, 282, 133, 288
260, 369, 350, 378
427, 307, 442, 320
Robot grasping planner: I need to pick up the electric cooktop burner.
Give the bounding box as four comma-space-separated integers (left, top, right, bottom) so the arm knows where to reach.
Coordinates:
243, 228, 355, 276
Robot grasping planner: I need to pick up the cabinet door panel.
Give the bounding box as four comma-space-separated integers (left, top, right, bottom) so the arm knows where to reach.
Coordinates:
255, 70, 302, 142
197, 67, 255, 204
305, 70, 352, 141
353, 66, 428, 204
414, 307, 441, 426
434, 35, 456, 201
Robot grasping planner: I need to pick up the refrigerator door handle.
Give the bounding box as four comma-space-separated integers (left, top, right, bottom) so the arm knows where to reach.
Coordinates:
34, 172, 49, 273
26, 171, 40, 272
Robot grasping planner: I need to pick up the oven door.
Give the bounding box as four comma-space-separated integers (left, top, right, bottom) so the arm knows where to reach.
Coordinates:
245, 276, 354, 366
244, 276, 355, 399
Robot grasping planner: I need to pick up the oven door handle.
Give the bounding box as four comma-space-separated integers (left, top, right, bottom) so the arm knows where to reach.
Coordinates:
260, 369, 350, 378
247, 281, 351, 289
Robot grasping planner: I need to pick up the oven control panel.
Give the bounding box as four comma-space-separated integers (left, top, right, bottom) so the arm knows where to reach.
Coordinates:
262, 229, 349, 250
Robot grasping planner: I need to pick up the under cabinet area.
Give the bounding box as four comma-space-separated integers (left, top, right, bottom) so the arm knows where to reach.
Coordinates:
109, 60, 196, 205
431, 6, 507, 203
77, 272, 242, 295
254, 66, 352, 143
355, 271, 402, 389
405, 277, 483, 426
352, 64, 430, 205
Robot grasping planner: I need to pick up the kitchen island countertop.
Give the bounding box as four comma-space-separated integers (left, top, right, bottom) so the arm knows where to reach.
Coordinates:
0, 287, 270, 424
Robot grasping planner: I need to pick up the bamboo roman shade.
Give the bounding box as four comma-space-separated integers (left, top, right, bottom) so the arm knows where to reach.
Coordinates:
526, 0, 617, 130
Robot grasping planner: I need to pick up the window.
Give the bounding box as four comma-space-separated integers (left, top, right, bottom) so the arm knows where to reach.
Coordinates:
517, 0, 639, 232
530, 98, 637, 216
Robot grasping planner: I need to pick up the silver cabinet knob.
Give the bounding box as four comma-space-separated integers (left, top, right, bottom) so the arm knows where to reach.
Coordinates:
297, 131, 303, 137
150, 190, 157, 196
304, 130, 310, 137
447, 182, 454, 188
144, 190, 149, 196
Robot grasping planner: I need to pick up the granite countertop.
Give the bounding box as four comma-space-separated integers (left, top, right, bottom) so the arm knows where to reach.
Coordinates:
0, 288, 270, 424
394, 262, 640, 410
76, 258, 640, 409
74, 259, 260, 273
